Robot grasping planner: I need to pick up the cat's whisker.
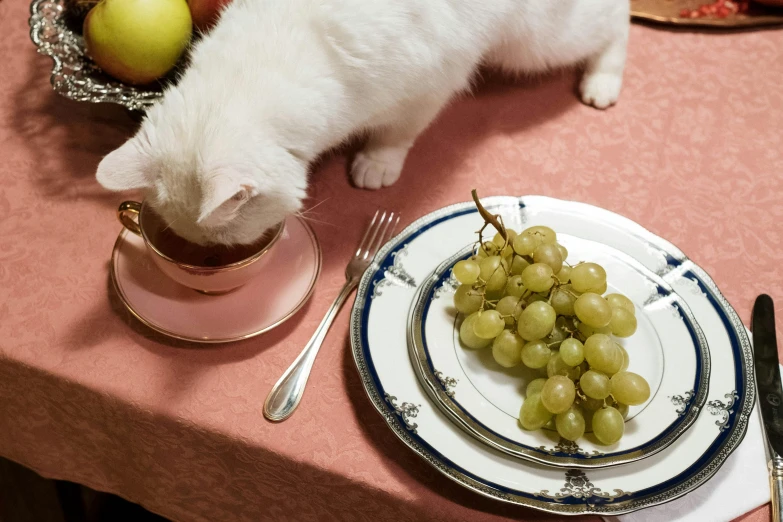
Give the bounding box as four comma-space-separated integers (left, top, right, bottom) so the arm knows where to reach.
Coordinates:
294, 211, 337, 228
160, 217, 182, 233
299, 197, 331, 215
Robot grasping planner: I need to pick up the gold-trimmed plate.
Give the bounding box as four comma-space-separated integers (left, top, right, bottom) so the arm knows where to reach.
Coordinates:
408, 238, 710, 469
110, 216, 321, 343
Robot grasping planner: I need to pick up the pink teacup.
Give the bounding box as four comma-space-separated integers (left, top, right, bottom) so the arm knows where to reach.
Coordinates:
117, 200, 284, 295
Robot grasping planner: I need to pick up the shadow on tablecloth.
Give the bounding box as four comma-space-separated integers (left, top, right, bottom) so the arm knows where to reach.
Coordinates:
9, 47, 137, 210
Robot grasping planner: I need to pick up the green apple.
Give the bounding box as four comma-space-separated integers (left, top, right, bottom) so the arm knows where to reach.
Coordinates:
84, 0, 193, 85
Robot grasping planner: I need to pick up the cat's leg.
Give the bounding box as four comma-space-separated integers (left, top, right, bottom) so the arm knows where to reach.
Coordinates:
579, 18, 629, 110
351, 92, 452, 190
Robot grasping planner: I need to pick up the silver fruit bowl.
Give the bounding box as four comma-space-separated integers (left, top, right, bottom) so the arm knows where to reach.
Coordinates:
28, 0, 165, 112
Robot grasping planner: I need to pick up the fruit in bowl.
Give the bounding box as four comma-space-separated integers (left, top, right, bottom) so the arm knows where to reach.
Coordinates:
188, 0, 233, 32
83, 0, 193, 85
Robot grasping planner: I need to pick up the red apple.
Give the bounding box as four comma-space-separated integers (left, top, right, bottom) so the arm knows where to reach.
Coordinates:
188, 0, 233, 32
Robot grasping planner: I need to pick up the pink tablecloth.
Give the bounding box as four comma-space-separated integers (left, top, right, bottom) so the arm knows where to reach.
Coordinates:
1, 0, 782, 520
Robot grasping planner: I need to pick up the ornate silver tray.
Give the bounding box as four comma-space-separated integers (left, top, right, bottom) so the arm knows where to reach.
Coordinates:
28, 0, 164, 112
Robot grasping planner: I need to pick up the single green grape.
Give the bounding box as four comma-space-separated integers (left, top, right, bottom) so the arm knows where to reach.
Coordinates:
544, 322, 567, 346
521, 340, 552, 369
617, 344, 630, 372
453, 284, 483, 315
557, 244, 568, 262
479, 256, 509, 294
496, 296, 521, 326
571, 262, 607, 294
492, 229, 517, 248
526, 378, 547, 397
574, 292, 612, 328
610, 307, 637, 337
473, 310, 505, 339
453, 260, 480, 285
547, 353, 580, 380
556, 265, 572, 283
592, 407, 624, 445
505, 275, 526, 297
577, 321, 612, 338
532, 243, 563, 274
606, 293, 635, 315
556, 406, 586, 441
611, 372, 651, 405
510, 255, 531, 276
617, 403, 630, 419
478, 241, 500, 257
521, 263, 555, 293
608, 347, 624, 375
550, 286, 576, 316
580, 396, 605, 411
512, 234, 541, 256
541, 376, 576, 414
459, 313, 492, 349
517, 301, 556, 341
580, 370, 611, 400
492, 330, 524, 367
523, 225, 557, 245
560, 338, 585, 366
584, 334, 623, 375
519, 393, 553, 430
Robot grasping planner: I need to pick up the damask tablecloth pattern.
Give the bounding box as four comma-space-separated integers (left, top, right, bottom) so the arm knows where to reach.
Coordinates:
0, 0, 781, 520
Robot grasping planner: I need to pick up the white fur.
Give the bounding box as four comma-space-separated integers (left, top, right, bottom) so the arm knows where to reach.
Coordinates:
97, 0, 629, 246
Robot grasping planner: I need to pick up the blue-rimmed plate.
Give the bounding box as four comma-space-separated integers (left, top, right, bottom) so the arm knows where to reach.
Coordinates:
408, 234, 709, 468
350, 195, 753, 516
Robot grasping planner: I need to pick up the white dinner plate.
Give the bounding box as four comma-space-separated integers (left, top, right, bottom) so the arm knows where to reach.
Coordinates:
408, 234, 710, 468
350, 195, 753, 516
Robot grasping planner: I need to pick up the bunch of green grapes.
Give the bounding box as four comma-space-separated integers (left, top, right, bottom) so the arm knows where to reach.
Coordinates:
453, 193, 650, 445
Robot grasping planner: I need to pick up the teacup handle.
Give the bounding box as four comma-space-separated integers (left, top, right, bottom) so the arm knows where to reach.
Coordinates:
118, 201, 142, 236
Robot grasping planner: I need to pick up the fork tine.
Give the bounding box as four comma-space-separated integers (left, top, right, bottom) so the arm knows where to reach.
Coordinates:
367, 212, 397, 259
361, 210, 388, 260
355, 209, 380, 258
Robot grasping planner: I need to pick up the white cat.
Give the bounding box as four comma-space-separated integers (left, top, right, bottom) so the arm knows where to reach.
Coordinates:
97, 0, 629, 246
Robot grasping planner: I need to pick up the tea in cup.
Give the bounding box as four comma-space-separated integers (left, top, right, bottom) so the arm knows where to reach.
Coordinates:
117, 200, 284, 294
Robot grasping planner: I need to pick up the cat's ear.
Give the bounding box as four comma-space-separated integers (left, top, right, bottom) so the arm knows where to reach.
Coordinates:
197, 171, 258, 226
96, 138, 151, 191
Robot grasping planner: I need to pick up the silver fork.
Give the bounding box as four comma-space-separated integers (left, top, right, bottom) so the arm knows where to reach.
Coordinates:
263, 210, 400, 422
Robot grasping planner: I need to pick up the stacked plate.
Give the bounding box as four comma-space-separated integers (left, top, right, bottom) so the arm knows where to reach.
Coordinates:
349, 196, 754, 516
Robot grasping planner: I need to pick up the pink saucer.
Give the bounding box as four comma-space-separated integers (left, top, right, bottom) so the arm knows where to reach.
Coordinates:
111, 217, 321, 343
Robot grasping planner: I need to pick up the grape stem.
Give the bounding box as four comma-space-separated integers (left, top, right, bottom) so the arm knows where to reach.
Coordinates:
471, 189, 507, 241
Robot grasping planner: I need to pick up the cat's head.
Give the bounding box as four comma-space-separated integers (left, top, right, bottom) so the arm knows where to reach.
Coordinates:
95, 101, 307, 246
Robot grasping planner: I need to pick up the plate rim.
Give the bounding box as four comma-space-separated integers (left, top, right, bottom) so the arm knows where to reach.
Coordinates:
350, 194, 754, 516
110, 216, 322, 344
408, 242, 711, 469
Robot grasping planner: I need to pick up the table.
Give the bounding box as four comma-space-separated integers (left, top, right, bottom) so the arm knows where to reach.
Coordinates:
1, 0, 781, 519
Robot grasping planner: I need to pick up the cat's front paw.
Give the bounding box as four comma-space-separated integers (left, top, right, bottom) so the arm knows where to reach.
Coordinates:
580, 72, 622, 110
351, 146, 408, 190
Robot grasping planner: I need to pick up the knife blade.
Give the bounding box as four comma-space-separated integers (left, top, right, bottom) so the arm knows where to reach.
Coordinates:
752, 293, 783, 522
754, 294, 783, 454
